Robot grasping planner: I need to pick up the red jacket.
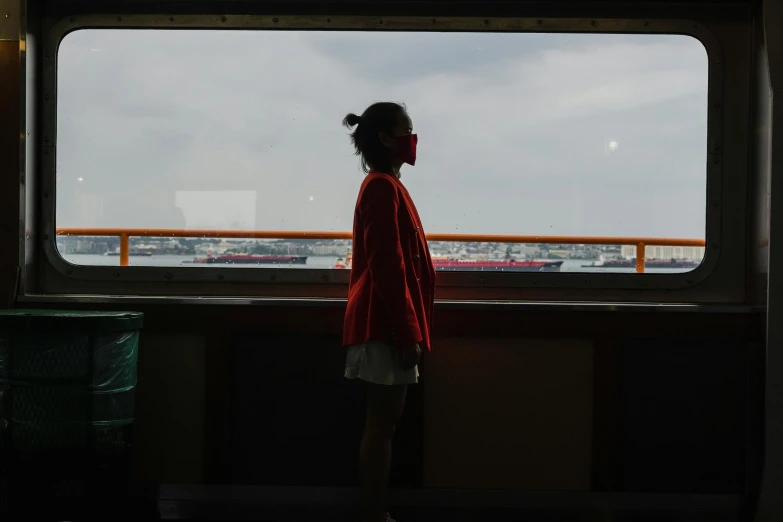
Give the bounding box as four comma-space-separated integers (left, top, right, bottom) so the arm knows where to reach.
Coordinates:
343, 171, 436, 351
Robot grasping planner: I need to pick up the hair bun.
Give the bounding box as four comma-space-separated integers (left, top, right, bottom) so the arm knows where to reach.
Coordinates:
342, 113, 362, 128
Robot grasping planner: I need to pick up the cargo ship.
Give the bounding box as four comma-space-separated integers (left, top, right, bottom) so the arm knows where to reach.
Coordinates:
582, 258, 699, 269
192, 254, 308, 265
432, 259, 563, 272
334, 249, 562, 272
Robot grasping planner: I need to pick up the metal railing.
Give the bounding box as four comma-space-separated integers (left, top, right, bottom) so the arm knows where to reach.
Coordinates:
55, 228, 707, 273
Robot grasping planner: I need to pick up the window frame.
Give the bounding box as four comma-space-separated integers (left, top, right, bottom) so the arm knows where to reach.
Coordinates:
38, 14, 724, 295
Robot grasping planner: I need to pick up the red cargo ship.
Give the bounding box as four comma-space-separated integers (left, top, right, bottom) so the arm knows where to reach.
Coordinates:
334, 249, 562, 272
432, 259, 563, 272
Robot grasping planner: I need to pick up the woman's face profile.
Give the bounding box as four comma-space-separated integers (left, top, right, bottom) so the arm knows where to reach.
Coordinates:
379, 111, 414, 150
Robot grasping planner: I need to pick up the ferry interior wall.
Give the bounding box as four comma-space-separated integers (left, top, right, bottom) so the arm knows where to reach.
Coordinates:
1, 0, 783, 521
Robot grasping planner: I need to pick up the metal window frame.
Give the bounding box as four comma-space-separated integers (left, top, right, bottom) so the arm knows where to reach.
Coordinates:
35, 13, 728, 298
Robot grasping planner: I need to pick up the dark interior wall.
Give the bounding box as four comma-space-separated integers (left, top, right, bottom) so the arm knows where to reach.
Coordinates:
229, 333, 365, 487
420, 338, 594, 491
227, 335, 595, 491
116, 304, 761, 495
619, 341, 753, 494
750, 6, 772, 305
755, 0, 783, 517
131, 332, 206, 484
0, 38, 20, 309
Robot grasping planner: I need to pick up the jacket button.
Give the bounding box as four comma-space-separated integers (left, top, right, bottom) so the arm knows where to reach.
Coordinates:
414, 254, 420, 259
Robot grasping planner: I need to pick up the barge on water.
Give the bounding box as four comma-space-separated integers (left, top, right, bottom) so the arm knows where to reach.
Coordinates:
192, 254, 308, 265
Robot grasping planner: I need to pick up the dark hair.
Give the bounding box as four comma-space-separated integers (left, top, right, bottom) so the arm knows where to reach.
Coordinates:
342, 102, 407, 174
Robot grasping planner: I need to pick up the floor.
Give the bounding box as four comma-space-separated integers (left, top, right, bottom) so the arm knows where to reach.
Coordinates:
0, 483, 745, 521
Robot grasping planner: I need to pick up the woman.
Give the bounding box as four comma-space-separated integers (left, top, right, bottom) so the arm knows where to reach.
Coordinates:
342, 102, 436, 522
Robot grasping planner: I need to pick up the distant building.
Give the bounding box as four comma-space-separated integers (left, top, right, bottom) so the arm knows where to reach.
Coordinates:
547, 249, 572, 259
512, 245, 540, 258
620, 245, 705, 260
313, 244, 348, 256
195, 241, 236, 255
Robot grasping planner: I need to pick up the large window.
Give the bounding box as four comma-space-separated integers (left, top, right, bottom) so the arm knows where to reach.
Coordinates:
53, 27, 708, 275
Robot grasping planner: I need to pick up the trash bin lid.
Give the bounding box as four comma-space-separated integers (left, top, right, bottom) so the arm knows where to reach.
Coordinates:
0, 310, 144, 332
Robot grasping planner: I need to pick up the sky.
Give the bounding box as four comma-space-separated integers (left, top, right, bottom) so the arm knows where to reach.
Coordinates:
55, 29, 708, 238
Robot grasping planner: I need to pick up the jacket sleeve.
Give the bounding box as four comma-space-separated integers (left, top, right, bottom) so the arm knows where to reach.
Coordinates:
360, 177, 423, 348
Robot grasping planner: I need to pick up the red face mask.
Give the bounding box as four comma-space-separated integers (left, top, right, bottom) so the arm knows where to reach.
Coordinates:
394, 134, 418, 166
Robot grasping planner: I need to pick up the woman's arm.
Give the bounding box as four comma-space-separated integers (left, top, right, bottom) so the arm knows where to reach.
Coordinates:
360, 177, 423, 348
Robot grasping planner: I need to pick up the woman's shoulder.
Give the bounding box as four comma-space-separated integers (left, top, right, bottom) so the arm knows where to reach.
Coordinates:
361, 171, 400, 194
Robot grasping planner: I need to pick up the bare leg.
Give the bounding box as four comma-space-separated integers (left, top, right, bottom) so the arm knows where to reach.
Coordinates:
359, 382, 407, 522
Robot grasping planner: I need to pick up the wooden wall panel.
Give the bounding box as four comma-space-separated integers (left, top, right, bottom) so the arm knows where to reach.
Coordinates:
422, 338, 594, 490
131, 332, 206, 484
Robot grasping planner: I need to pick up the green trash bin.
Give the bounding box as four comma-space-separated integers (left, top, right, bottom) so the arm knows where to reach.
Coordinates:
0, 309, 143, 516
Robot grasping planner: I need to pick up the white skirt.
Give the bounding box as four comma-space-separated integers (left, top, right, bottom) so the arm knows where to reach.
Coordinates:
344, 340, 419, 386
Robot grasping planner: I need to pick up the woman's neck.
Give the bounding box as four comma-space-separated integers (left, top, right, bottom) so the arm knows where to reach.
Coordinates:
371, 165, 402, 178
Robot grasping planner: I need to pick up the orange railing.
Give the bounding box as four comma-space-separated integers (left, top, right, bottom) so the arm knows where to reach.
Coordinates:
55, 228, 706, 273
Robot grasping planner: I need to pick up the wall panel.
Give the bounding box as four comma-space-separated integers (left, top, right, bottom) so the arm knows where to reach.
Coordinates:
422, 338, 594, 490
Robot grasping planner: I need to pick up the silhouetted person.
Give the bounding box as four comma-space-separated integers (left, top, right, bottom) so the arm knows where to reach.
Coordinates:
342, 103, 436, 522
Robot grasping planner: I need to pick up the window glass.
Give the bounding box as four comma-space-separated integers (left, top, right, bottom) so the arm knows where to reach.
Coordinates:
55, 29, 707, 273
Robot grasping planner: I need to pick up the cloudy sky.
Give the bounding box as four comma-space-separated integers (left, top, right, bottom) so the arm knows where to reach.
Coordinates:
56, 29, 708, 238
